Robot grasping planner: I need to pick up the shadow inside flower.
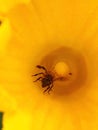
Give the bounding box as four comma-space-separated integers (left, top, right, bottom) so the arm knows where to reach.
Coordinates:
33, 46, 88, 97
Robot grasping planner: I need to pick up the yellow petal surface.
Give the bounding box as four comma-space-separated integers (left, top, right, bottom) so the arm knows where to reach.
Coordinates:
0, 0, 30, 12
0, 0, 98, 130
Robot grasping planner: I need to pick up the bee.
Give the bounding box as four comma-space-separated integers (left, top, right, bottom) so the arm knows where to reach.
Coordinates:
32, 65, 72, 94
32, 65, 54, 93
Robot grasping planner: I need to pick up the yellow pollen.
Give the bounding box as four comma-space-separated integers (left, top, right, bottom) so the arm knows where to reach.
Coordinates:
54, 62, 70, 77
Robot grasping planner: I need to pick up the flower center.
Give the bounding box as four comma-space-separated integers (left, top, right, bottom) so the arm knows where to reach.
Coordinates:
54, 61, 70, 77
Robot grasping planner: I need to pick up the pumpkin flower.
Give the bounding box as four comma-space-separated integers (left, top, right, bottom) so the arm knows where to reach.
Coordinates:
0, 0, 98, 130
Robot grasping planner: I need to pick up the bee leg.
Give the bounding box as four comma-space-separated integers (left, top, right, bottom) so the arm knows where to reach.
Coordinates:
47, 84, 53, 94
43, 86, 50, 93
36, 65, 47, 73
32, 72, 44, 76
33, 77, 42, 82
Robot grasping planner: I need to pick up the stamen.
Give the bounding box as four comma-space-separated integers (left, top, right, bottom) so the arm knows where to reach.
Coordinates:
54, 62, 70, 77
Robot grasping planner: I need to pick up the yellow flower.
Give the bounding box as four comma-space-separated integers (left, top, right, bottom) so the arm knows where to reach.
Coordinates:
0, 0, 98, 130
0, 0, 30, 12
